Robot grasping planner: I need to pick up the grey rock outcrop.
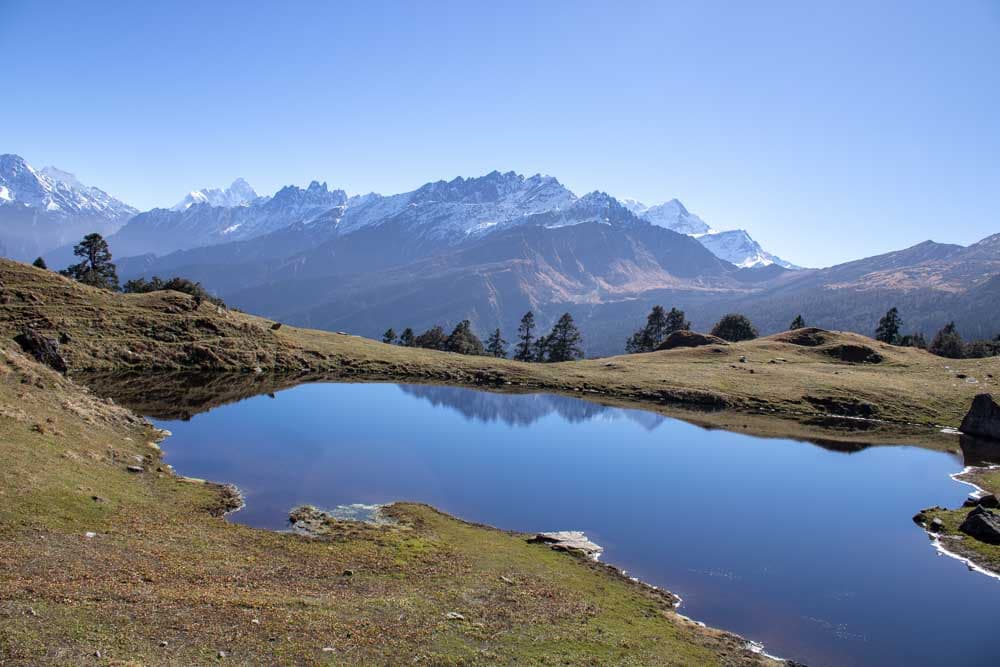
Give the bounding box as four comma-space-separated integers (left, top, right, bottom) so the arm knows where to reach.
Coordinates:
14, 328, 67, 373
959, 506, 1000, 545
960, 394, 1000, 441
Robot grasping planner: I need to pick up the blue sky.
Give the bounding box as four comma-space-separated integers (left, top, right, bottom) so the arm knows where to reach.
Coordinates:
3, 0, 997, 267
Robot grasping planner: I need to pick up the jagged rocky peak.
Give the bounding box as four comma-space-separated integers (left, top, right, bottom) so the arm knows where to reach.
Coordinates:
0, 153, 135, 219
410, 170, 574, 207
268, 180, 348, 210
172, 177, 260, 211
537, 191, 640, 229
625, 197, 711, 235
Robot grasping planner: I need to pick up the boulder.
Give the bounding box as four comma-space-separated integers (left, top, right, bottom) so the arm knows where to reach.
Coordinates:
960, 394, 1000, 441
959, 506, 1000, 545
13, 328, 67, 373
821, 344, 883, 364
657, 330, 728, 351
963, 492, 1000, 509
528, 531, 603, 559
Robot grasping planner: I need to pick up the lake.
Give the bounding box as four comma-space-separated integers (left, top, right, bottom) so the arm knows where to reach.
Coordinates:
142, 381, 999, 666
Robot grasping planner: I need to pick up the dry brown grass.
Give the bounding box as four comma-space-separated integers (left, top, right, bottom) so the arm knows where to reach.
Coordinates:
2, 257, 995, 450
0, 339, 771, 665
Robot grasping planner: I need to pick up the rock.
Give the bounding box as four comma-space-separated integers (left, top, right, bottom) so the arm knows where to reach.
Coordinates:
959, 506, 1000, 545
341, 569, 354, 577
159, 640, 168, 647
771, 327, 830, 347
930, 517, 945, 533
217, 650, 228, 659
963, 492, 1000, 508
84, 531, 96, 539
821, 343, 883, 364
739, 355, 748, 363
126, 465, 143, 473
656, 330, 728, 351
960, 394, 1000, 441
270, 322, 282, 330
13, 328, 67, 373
528, 531, 603, 559
445, 612, 465, 620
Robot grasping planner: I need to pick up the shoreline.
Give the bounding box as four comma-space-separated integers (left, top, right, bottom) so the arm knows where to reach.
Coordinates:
916, 465, 1000, 580
151, 410, 798, 664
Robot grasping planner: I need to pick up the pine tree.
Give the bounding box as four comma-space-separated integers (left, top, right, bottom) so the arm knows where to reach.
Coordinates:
625, 305, 690, 353
625, 329, 651, 354
382, 328, 397, 344
59, 233, 119, 291
929, 321, 964, 359
399, 327, 415, 347
711, 313, 758, 342
514, 311, 536, 362
789, 314, 805, 330
32, 256, 47, 270
532, 334, 550, 363
546, 313, 584, 362
898, 332, 927, 349
875, 307, 902, 344
485, 328, 508, 358
445, 320, 485, 355
414, 325, 448, 350
664, 307, 690, 335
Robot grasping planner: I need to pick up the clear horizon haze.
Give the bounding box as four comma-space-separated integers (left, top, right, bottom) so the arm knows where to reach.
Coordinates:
3, 0, 998, 267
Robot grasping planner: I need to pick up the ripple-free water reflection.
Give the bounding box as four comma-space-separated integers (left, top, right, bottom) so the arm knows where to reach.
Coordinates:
147, 382, 998, 667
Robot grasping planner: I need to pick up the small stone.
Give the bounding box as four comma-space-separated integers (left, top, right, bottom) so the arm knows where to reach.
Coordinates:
321, 647, 335, 652
126, 465, 143, 473
739, 355, 747, 363
218, 650, 227, 659
84, 531, 96, 539
251, 618, 260, 624
445, 611, 465, 620
499, 575, 515, 585
94, 651, 101, 658
341, 569, 354, 577
159, 640, 168, 647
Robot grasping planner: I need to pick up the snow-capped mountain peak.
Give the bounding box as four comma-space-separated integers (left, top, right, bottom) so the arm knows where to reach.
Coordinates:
0, 154, 136, 220
622, 195, 799, 268
335, 170, 577, 238
695, 229, 798, 269
623, 198, 711, 235
172, 177, 259, 211
0, 154, 137, 260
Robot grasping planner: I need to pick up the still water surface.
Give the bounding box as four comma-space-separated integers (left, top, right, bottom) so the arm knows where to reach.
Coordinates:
146, 382, 999, 666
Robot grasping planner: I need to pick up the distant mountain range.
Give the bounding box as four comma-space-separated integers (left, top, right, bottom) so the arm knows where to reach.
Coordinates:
2, 153, 997, 355
0, 154, 136, 260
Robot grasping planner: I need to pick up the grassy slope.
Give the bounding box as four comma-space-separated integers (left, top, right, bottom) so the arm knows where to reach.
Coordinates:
3, 257, 997, 660
919, 467, 1000, 575
0, 341, 766, 665
2, 258, 998, 450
